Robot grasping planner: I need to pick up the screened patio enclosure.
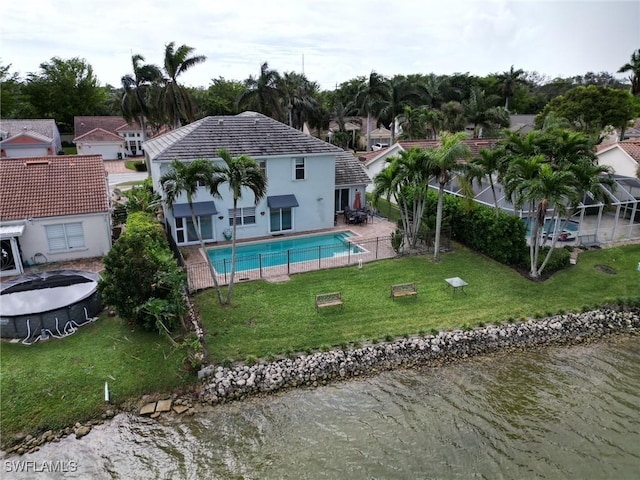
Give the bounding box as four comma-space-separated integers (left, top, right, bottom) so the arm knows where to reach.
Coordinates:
429, 174, 640, 245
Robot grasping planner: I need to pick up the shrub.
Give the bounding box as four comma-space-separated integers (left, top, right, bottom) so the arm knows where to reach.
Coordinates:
98, 212, 186, 333
133, 161, 147, 172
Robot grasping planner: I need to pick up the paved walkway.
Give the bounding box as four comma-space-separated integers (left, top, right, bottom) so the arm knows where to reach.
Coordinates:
103, 160, 149, 187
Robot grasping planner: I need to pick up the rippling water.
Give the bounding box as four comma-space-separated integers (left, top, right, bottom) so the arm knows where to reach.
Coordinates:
4, 337, 640, 479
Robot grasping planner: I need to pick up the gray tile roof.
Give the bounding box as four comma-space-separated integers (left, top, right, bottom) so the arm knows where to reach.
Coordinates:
0, 119, 58, 140
145, 112, 370, 186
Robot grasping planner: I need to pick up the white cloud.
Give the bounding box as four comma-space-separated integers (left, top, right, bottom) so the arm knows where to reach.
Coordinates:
1, 0, 638, 90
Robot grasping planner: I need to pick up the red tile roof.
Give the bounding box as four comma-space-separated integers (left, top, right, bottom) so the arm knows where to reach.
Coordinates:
0, 155, 109, 221
74, 127, 124, 142
398, 138, 499, 157
619, 139, 640, 162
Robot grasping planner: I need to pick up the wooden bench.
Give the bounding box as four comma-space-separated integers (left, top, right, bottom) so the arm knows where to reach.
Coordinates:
578, 234, 601, 248
315, 292, 344, 312
390, 283, 418, 300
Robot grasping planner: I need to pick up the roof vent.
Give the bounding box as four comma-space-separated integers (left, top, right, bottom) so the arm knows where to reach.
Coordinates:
254, 118, 259, 125
24, 159, 50, 166
218, 119, 224, 125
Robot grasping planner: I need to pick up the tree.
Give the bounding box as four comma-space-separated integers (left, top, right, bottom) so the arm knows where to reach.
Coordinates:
467, 147, 506, 209
195, 77, 245, 116
211, 149, 267, 304
355, 71, 390, 150
160, 42, 207, 129
22, 57, 107, 132
280, 71, 319, 130
536, 85, 639, 142
440, 101, 467, 133
238, 62, 284, 121
501, 128, 614, 278
397, 105, 428, 140
0, 63, 33, 118
379, 76, 420, 144
463, 87, 510, 138
121, 54, 162, 153
373, 147, 433, 249
618, 49, 640, 96
424, 132, 472, 261
160, 159, 225, 304
496, 65, 525, 111
98, 212, 186, 333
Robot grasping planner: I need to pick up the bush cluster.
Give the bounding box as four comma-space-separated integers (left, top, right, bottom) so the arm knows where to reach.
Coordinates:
98, 212, 186, 333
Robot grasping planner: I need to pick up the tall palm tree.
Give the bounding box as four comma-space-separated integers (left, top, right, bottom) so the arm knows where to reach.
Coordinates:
397, 105, 428, 140
463, 87, 510, 138
161, 42, 207, 129
280, 71, 319, 130
373, 147, 433, 249
121, 54, 162, 165
211, 149, 267, 304
355, 71, 390, 151
238, 62, 284, 121
425, 132, 472, 261
467, 147, 506, 209
440, 101, 466, 133
618, 49, 640, 96
379, 77, 420, 144
160, 159, 224, 304
496, 65, 525, 110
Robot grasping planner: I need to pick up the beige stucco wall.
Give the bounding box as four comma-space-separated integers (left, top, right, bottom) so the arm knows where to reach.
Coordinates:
18, 213, 111, 265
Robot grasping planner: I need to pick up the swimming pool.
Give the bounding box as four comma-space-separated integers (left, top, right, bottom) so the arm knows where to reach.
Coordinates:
524, 218, 579, 239
207, 231, 364, 274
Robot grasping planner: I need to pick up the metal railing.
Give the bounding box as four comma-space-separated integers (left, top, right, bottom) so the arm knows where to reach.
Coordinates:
183, 230, 450, 292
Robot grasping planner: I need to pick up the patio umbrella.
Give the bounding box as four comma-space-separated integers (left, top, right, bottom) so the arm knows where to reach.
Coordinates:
353, 191, 362, 211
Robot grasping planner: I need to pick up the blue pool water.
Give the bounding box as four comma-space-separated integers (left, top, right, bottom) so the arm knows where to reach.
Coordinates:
207, 232, 363, 274
524, 218, 579, 238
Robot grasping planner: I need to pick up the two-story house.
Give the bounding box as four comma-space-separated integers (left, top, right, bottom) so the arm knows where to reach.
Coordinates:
144, 112, 370, 246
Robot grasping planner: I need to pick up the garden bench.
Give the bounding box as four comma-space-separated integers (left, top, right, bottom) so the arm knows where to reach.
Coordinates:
578, 234, 600, 248
390, 282, 418, 300
315, 292, 344, 312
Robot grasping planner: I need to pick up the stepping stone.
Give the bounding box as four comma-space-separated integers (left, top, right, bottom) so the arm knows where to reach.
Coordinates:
173, 405, 189, 414
150, 412, 161, 419
155, 399, 172, 413
140, 402, 156, 416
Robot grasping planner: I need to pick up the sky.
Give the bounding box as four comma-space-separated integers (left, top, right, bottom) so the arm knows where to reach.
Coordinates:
2, 0, 639, 91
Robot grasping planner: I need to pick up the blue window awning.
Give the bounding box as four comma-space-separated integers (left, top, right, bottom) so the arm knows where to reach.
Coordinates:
172, 201, 218, 218
267, 194, 299, 209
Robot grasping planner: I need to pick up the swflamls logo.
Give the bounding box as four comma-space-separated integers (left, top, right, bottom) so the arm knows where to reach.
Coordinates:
4, 460, 79, 473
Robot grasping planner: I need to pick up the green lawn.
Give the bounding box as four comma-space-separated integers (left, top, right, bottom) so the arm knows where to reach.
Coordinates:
196, 243, 640, 363
62, 146, 77, 155
0, 315, 191, 446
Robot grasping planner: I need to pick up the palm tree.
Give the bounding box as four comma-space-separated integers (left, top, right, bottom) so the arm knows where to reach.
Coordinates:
160, 159, 225, 304
440, 101, 466, 133
379, 77, 420, 144
211, 149, 267, 304
280, 71, 319, 130
618, 49, 640, 96
496, 65, 525, 110
463, 87, 510, 138
425, 132, 472, 261
238, 62, 284, 121
467, 147, 506, 209
373, 147, 433, 249
397, 105, 427, 140
161, 42, 207, 129
355, 71, 390, 151
120, 54, 162, 163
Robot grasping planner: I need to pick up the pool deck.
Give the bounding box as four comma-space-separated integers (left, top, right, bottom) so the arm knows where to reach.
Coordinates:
182, 215, 398, 291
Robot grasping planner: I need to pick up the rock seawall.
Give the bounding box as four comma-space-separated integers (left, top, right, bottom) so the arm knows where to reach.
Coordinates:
199, 309, 639, 404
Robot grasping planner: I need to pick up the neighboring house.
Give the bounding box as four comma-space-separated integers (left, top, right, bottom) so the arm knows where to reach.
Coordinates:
74, 128, 125, 160
597, 139, 640, 178
0, 119, 62, 158
361, 137, 499, 192
0, 155, 111, 277
509, 114, 536, 134
74, 116, 149, 158
144, 112, 371, 246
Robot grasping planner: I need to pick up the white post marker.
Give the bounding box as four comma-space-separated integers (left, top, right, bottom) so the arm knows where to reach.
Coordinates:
105, 381, 110, 403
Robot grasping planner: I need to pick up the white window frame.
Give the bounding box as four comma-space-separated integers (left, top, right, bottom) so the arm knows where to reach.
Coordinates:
175, 215, 214, 244
294, 157, 305, 180
228, 207, 256, 227
45, 222, 85, 252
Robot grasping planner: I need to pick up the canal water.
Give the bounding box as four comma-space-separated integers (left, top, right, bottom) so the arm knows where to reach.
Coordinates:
4, 337, 639, 479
